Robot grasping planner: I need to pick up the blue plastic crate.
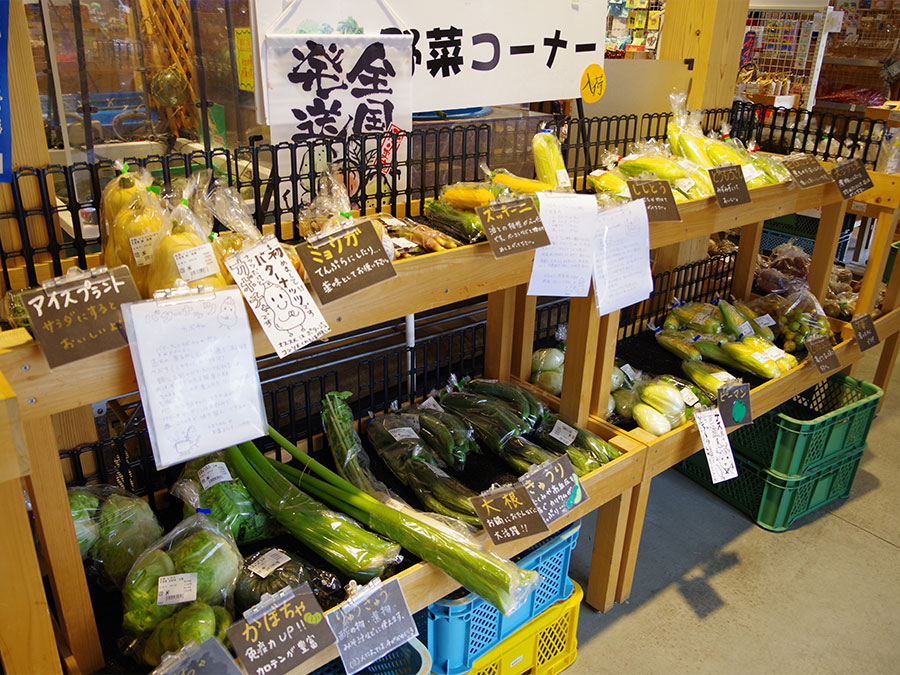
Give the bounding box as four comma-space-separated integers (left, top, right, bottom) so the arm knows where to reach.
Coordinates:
423, 521, 581, 675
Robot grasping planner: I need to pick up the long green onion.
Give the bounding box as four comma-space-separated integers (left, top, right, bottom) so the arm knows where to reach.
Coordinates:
261, 427, 539, 616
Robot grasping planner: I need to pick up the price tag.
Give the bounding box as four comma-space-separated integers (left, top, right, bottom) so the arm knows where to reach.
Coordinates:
296, 221, 397, 304
419, 396, 444, 412
851, 313, 880, 351
693, 408, 738, 484
400, 413, 420, 431
225, 237, 330, 358
717, 383, 752, 428
782, 154, 833, 189
521, 455, 587, 526
805, 335, 841, 373
620, 363, 638, 384
173, 244, 219, 282
741, 163, 764, 182
548, 419, 578, 447
390, 237, 419, 251
157, 573, 197, 605
248, 549, 292, 579
556, 168, 572, 188
153, 636, 242, 675
889, 110, 900, 122
756, 313, 776, 327
129, 233, 157, 267
388, 426, 419, 441
681, 387, 700, 406
470, 485, 549, 544
736, 320, 754, 338
831, 159, 875, 200
197, 461, 232, 489
475, 198, 551, 258
327, 578, 417, 675
709, 164, 752, 208
228, 584, 336, 675
627, 180, 682, 222
21, 266, 141, 369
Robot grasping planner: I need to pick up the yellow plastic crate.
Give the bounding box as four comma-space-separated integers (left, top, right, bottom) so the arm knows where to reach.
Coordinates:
465, 581, 582, 675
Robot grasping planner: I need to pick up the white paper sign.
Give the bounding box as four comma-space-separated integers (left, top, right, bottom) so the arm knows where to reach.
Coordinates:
419, 396, 443, 412
592, 200, 653, 316
248, 549, 293, 579
388, 426, 419, 441
157, 573, 198, 605
122, 288, 268, 469
225, 237, 330, 358
680, 388, 700, 406
527, 193, 597, 298
694, 408, 738, 484
253, 1, 607, 119
736, 321, 754, 338
173, 244, 220, 283
198, 462, 233, 490
756, 313, 776, 327
741, 163, 764, 183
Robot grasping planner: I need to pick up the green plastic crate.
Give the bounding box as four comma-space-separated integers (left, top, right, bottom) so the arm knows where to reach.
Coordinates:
763, 212, 856, 238
727, 374, 882, 477
678, 445, 865, 532
883, 241, 899, 284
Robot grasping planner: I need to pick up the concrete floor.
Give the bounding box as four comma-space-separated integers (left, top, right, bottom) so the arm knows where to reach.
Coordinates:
568, 344, 900, 675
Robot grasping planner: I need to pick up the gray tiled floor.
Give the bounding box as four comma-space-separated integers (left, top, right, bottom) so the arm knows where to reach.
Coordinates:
567, 345, 900, 674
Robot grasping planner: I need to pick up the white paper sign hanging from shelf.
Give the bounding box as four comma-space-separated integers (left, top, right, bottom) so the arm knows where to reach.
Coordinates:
592, 199, 653, 316
251, 0, 607, 119
121, 288, 268, 469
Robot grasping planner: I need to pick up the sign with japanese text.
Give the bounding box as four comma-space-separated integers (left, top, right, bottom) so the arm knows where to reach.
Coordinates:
709, 164, 752, 208
527, 192, 597, 298
521, 455, 587, 526
121, 288, 268, 469
471, 484, 549, 545
782, 154, 833, 189
627, 180, 681, 222
235, 27, 256, 91
851, 313, 879, 351
295, 221, 397, 304
831, 159, 874, 200
21, 266, 141, 369
592, 199, 653, 316
228, 584, 335, 675
717, 383, 752, 429
252, 1, 607, 118
693, 408, 738, 484
805, 335, 841, 373
265, 32, 413, 139
0, 0, 9, 183
153, 636, 242, 675
225, 236, 330, 358
475, 198, 550, 258
327, 578, 417, 675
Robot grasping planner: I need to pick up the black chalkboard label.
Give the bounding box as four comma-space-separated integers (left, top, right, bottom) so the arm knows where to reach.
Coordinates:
709, 164, 752, 208
628, 180, 682, 222
153, 636, 242, 675
851, 313, 879, 351
475, 198, 551, 258
783, 154, 833, 189
717, 383, 752, 429
471, 484, 549, 544
805, 335, 841, 373
831, 159, 875, 200
521, 455, 587, 525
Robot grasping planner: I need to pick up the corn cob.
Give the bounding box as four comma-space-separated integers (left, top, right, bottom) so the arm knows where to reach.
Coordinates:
655, 331, 702, 361
586, 171, 629, 195
717, 299, 747, 337
704, 138, 747, 167
532, 131, 570, 188
681, 360, 739, 399
674, 131, 714, 168
692, 337, 746, 371
671, 302, 722, 334
617, 155, 687, 181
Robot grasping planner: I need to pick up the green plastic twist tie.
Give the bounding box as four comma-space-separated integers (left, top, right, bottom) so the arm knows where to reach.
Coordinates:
340, 211, 352, 218
182, 198, 188, 206
147, 185, 161, 194
121, 162, 129, 173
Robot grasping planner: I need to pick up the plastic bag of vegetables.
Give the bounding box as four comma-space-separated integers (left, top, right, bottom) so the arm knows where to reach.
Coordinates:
101, 162, 155, 267
460, 378, 545, 432
776, 286, 834, 352
235, 547, 343, 614
423, 198, 484, 243
122, 514, 242, 636
105, 183, 165, 297
631, 377, 690, 437
532, 129, 571, 189
531, 413, 620, 475
67, 485, 164, 588
530, 347, 565, 396
367, 415, 482, 528
140, 601, 233, 666
170, 451, 279, 545
398, 401, 479, 470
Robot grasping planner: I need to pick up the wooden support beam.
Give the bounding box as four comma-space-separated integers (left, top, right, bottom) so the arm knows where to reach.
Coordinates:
616, 480, 651, 604
732, 221, 764, 301
558, 295, 601, 426
585, 490, 632, 613
484, 287, 517, 381
590, 310, 621, 418
807, 201, 848, 303
510, 286, 537, 382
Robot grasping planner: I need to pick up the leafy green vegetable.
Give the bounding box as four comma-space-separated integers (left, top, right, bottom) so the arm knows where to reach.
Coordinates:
168, 528, 242, 604
94, 493, 163, 586
68, 489, 100, 559
122, 549, 178, 635
174, 602, 216, 646
142, 602, 220, 666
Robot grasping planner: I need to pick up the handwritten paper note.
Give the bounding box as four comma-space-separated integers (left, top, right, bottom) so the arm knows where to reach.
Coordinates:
527, 193, 597, 297
122, 288, 267, 469
592, 200, 653, 316
694, 408, 738, 484
226, 236, 330, 358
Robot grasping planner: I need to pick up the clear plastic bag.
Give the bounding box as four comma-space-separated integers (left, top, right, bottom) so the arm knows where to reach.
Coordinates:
529, 347, 566, 396
234, 547, 344, 614
139, 601, 233, 667
170, 452, 279, 545
532, 129, 571, 189
439, 181, 495, 210
106, 183, 165, 297
778, 286, 834, 352
122, 514, 242, 636
397, 403, 478, 470
101, 161, 154, 242
299, 165, 353, 236
531, 412, 620, 475
67, 485, 163, 588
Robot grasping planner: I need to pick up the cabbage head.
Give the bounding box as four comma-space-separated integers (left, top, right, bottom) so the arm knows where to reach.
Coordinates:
168, 528, 241, 604
122, 549, 178, 635
68, 489, 100, 559
94, 493, 163, 586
